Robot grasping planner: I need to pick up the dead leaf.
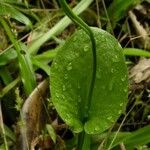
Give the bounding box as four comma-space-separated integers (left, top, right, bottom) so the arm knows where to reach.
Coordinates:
129, 10, 150, 50
129, 58, 150, 83
18, 79, 49, 150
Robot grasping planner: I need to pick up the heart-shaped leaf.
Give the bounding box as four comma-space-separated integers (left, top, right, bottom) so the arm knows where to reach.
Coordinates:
50, 27, 128, 134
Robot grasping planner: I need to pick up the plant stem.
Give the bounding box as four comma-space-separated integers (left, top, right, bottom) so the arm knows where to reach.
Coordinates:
123, 48, 150, 57
76, 131, 85, 150
0, 102, 9, 150
77, 131, 91, 150
59, 0, 97, 149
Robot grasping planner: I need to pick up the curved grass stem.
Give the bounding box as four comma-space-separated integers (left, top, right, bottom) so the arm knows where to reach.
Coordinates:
58, 0, 97, 149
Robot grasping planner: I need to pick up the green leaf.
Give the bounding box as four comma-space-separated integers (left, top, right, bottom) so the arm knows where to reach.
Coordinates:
0, 17, 36, 95
0, 144, 5, 150
33, 49, 57, 65
0, 67, 12, 85
107, 0, 140, 28
145, 0, 150, 3
0, 48, 17, 66
0, 2, 32, 28
46, 124, 57, 143
123, 48, 150, 57
32, 58, 50, 75
124, 125, 150, 149
3, 125, 16, 142
91, 131, 131, 149
32, 49, 58, 75
0, 77, 20, 98
17, 43, 36, 95
92, 125, 150, 149
50, 27, 128, 134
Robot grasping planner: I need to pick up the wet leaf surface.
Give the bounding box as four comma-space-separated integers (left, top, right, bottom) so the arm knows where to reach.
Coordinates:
50, 27, 128, 134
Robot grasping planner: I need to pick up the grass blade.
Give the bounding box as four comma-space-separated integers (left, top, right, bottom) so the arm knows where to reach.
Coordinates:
123, 48, 150, 57
0, 17, 36, 95
28, 0, 93, 54
0, 1, 32, 28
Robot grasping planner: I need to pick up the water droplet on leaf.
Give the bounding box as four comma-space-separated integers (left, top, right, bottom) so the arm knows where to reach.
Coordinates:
56, 93, 59, 98
62, 85, 66, 91
75, 51, 79, 57
54, 62, 58, 69
112, 55, 119, 62
107, 116, 113, 121
62, 95, 65, 99
94, 126, 99, 131
124, 88, 127, 93
111, 68, 114, 73
65, 114, 72, 122
118, 110, 122, 115
109, 79, 114, 91
120, 103, 123, 107
83, 45, 89, 52
64, 74, 68, 79
67, 63, 72, 71
121, 77, 125, 82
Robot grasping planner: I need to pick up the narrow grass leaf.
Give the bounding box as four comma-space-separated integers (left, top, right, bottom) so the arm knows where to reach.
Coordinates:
92, 125, 150, 149
0, 68, 13, 85
32, 58, 50, 75
123, 48, 150, 57
33, 49, 57, 65
46, 124, 57, 143
28, 0, 93, 54
16, 43, 36, 95
91, 131, 131, 149
0, 2, 32, 28
145, 0, 150, 3
3, 125, 16, 142
0, 77, 20, 98
0, 17, 36, 95
124, 125, 150, 149
0, 48, 17, 66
